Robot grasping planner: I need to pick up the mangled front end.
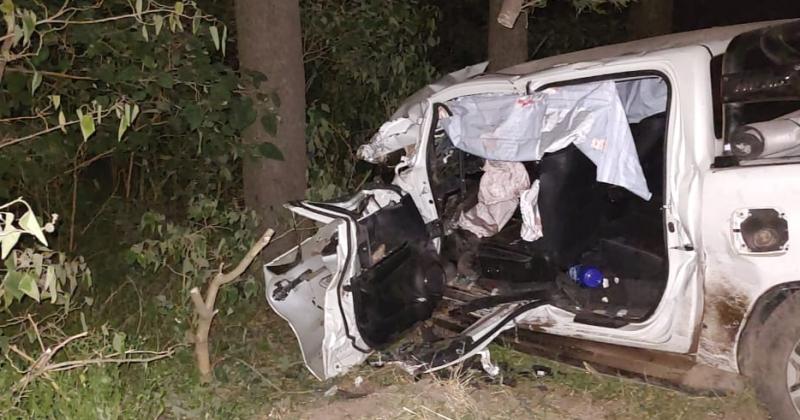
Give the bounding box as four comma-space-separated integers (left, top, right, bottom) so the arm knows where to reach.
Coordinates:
263, 188, 451, 379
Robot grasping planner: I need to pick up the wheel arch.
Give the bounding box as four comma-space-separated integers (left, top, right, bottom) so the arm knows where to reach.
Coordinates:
737, 281, 800, 372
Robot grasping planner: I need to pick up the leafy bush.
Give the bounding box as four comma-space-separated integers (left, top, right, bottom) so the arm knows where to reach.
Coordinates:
129, 195, 259, 317
0, 0, 270, 252
302, 0, 440, 198
0, 197, 90, 310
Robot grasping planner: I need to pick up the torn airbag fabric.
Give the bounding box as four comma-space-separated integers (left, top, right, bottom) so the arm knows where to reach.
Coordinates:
457, 161, 530, 238
441, 81, 652, 200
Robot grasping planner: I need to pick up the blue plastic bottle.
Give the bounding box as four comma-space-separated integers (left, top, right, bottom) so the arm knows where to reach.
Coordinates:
568, 265, 603, 288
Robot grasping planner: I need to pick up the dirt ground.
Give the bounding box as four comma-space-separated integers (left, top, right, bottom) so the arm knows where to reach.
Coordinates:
260, 353, 768, 420
208, 307, 765, 420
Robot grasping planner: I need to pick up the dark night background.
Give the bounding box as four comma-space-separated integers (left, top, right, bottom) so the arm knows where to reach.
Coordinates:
431, 0, 800, 72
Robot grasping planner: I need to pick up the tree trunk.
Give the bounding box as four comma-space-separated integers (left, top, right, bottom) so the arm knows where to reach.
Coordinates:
487, 0, 528, 72
627, 0, 674, 40
235, 0, 307, 227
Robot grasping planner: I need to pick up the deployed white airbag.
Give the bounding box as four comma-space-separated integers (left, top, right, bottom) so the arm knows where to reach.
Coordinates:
441, 94, 546, 161
358, 62, 489, 163
519, 180, 543, 242
457, 161, 530, 238
616, 77, 668, 124
441, 80, 652, 200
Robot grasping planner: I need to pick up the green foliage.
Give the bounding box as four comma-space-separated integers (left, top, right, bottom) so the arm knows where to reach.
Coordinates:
0, 198, 90, 310
0, 0, 275, 242
527, 0, 632, 58
302, 0, 439, 199
0, 320, 168, 418
129, 195, 259, 316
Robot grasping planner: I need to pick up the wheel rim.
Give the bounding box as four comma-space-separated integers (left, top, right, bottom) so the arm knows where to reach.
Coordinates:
786, 337, 800, 413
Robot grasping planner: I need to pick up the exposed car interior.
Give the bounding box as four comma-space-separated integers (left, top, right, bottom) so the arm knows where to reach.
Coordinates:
428, 75, 671, 328
266, 75, 674, 354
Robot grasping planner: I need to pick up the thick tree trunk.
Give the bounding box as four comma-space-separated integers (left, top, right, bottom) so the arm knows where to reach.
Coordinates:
235, 0, 307, 227
487, 0, 528, 72
627, 0, 674, 40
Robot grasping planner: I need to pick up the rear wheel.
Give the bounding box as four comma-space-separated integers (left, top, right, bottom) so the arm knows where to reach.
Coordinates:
740, 290, 800, 420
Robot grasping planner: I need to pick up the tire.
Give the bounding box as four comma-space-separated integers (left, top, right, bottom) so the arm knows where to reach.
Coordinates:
740, 290, 800, 420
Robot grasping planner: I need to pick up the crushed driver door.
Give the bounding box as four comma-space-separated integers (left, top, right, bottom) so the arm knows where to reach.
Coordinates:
263, 187, 445, 380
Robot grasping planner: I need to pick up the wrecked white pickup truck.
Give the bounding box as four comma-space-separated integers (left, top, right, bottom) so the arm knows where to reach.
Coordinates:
265, 20, 800, 419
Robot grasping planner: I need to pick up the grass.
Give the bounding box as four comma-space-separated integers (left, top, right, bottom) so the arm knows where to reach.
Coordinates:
1, 263, 769, 419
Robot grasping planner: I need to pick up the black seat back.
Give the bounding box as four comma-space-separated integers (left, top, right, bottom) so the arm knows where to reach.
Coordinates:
630, 112, 667, 200
533, 144, 608, 267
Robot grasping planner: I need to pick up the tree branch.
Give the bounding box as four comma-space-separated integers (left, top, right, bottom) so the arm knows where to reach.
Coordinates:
0, 12, 16, 83
5, 66, 97, 81
190, 227, 275, 383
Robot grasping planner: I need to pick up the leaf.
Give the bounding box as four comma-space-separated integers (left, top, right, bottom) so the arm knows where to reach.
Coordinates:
156, 72, 173, 89
209, 26, 220, 51
174, 1, 184, 15
249, 71, 267, 88
221, 24, 227, 56
0, 0, 13, 16
135, 0, 143, 17
181, 258, 193, 274
256, 143, 284, 161
46, 265, 56, 303
270, 92, 281, 108
58, 110, 66, 133
141, 25, 149, 42
30, 70, 42, 95
4, 271, 22, 301
183, 104, 203, 130
112, 332, 126, 353
117, 115, 129, 141
1, 230, 20, 259
32, 252, 42, 276
21, 10, 35, 46
192, 10, 200, 34
18, 273, 39, 302
19, 210, 47, 246
131, 104, 140, 123
49, 95, 60, 109
0, 334, 9, 356
260, 113, 278, 136
153, 15, 164, 36
76, 109, 96, 141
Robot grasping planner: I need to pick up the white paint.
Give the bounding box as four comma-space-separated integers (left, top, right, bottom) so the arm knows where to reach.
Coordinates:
264, 20, 800, 380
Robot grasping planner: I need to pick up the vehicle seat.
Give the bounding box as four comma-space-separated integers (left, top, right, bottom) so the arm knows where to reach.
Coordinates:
529, 144, 608, 267
630, 112, 666, 200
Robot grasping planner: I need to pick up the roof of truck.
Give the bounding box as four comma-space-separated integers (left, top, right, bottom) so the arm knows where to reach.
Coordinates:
499, 20, 793, 76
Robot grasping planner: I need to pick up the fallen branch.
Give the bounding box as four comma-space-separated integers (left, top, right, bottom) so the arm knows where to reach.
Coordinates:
11, 329, 177, 399
189, 228, 275, 383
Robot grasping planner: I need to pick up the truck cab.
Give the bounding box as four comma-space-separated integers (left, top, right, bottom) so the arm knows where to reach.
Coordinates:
264, 19, 800, 420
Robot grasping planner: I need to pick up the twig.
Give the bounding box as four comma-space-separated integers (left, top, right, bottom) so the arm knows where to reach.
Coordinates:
68, 142, 85, 252
5, 66, 96, 81
232, 357, 283, 393
46, 350, 175, 372
12, 331, 176, 396
79, 175, 119, 235
64, 148, 116, 175
27, 315, 45, 353
0, 120, 80, 150
127, 277, 144, 335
